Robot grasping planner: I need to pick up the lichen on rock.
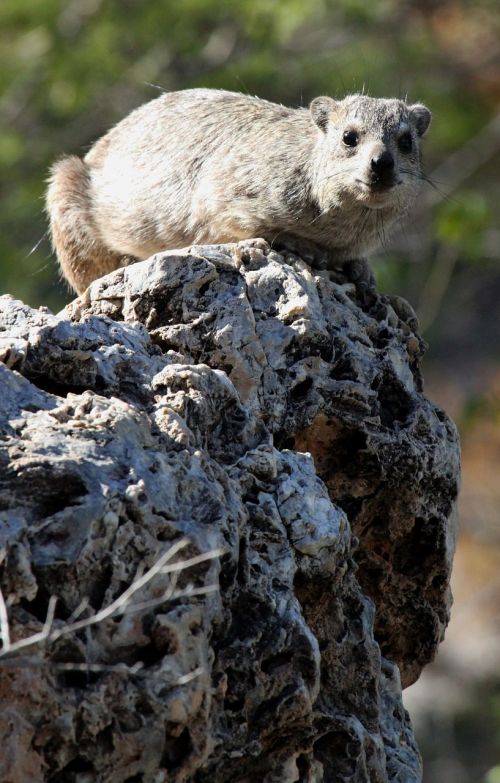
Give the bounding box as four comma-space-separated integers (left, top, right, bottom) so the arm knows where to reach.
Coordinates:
0, 239, 459, 782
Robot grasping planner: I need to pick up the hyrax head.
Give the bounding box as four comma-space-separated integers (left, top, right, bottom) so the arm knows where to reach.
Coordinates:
310, 94, 431, 209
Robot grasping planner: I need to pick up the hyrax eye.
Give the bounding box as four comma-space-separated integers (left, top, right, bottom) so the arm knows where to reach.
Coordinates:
343, 130, 359, 147
398, 132, 413, 152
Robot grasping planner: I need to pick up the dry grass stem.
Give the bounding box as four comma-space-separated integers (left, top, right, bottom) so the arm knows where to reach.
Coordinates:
0, 539, 223, 660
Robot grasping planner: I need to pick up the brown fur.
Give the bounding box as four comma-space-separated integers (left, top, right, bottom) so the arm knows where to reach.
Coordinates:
46, 156, 129, 292
47, 89, 431, 293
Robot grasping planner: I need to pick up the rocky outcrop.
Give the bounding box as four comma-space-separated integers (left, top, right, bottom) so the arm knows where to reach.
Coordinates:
0, 240, 460, 782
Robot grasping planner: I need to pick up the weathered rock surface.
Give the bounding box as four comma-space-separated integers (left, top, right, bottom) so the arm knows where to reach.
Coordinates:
0, 240, 460, 782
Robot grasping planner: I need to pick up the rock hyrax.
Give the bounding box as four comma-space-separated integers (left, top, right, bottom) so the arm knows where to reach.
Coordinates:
46, 88, 431, 293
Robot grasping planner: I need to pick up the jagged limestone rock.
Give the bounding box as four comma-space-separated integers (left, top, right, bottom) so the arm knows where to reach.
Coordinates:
0, 240, 460, 781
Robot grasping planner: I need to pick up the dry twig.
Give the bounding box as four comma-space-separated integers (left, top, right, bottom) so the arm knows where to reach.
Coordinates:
0, 538, 223, 660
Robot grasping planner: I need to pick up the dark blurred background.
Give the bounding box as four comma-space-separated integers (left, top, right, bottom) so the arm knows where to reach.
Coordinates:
1, 1, 499, 779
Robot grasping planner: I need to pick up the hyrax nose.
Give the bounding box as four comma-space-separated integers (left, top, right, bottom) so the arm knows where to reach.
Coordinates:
371, 150, 395, 177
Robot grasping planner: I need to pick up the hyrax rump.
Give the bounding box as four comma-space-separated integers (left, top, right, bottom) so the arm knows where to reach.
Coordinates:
47, 88, 431, 294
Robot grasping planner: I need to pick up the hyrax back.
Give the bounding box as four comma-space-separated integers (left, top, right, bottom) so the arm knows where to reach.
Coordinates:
47, 88, 431, 293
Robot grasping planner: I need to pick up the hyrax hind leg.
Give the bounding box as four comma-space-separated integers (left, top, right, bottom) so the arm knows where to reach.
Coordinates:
46, 155, 132, 294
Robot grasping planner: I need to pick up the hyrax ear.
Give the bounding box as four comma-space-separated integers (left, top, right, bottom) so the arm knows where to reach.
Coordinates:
310, 96, 340, 133
409, 104, 432, 137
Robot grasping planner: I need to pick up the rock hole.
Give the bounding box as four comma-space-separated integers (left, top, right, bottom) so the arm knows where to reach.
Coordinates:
223, 693, 246, 714
161, 726, 192, 770
431, 573, 447, 590
236, 537, 248, 586
149, 332, 183, 353
313, 730, 356, 775
292, 570, 308, 602
198, 280, 211, 296
135, 639, 170, 668
374, 327, 391, 347
16, 467, 87, 518
296, 753, 311, 779
393, 516, 442, 577
25, 374, 95, 398
434, 407, 447, 423
319, 343, 334, 362
330, 356, 357, 381
316, 427, 369, 479
371, 372, 414, 427
51, 756, 95, 781
218, 558, 238, 591
274, 432, 296, 450
56, 668, 91, 690
290, 377, 313, 399
149, 620, 179, 657
96, 724, 115, 754
261, 650, 293, 674
338, 496, 363, 521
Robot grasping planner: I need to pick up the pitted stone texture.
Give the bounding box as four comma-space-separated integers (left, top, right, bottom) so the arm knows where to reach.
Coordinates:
0, 239, 459, 781
62, 240, 459, 686
0, 360, 420, 781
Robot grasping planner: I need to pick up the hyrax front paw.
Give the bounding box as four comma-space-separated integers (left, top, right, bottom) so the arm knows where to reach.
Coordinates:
342, 258, 376, 305
269, 233, 330, 269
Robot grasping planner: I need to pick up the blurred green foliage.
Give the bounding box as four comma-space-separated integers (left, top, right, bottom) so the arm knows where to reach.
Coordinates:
459, 386, 500, 433
416, 677, 500, 783
486, 766, 500, 783
436, 192, 492, 258
1, 0, 499, 315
